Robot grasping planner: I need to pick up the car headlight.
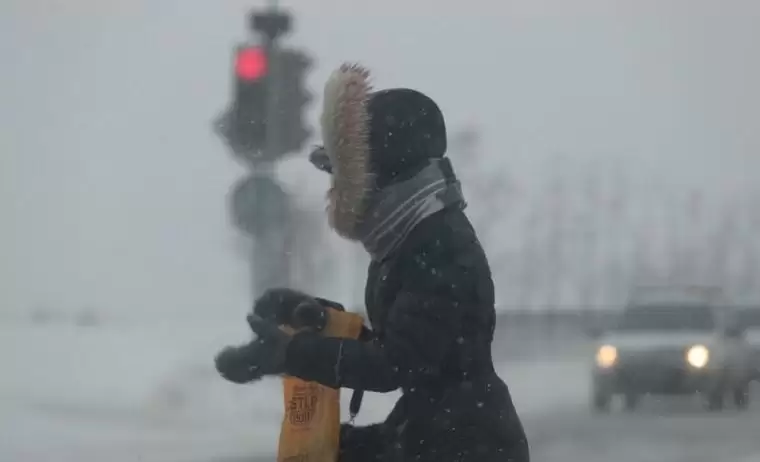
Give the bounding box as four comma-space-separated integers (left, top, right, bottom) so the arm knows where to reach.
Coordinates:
596, 345, 617, 368
686, 344, 709, 368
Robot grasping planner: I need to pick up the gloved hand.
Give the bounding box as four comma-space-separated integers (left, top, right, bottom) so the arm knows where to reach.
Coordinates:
309, 145, 333, 174
214, 341, 261, 384
253, 288, 335, 330
214, 314, 294, 384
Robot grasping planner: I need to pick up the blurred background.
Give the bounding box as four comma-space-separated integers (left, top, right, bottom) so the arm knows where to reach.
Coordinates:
2, 1, 760, 461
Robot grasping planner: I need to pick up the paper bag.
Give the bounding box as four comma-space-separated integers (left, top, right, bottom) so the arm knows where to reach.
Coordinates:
277, 307, 364, 462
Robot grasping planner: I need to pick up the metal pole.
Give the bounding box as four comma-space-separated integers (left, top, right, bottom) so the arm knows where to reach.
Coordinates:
249, 9, 290, 298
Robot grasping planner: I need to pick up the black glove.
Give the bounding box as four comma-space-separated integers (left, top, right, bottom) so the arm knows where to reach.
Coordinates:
253, 288, 338, 330
214, 342, 262, 384
214, 315, 293, 384
309, 145, 333, 174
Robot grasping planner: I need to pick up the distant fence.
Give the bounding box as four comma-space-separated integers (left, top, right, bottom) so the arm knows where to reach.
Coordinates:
492, 309, 616, 361
5, 306, 611, 360
494, 308, 617, 332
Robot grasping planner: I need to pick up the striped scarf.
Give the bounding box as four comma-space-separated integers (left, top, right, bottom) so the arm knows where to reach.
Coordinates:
357, 158, 466, 261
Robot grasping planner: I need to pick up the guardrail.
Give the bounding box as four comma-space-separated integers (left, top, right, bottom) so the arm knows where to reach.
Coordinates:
492, 309, 613, 360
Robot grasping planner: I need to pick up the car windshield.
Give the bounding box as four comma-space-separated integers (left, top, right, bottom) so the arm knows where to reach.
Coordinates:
615, 304, 716, 331
737, 308, 760, 328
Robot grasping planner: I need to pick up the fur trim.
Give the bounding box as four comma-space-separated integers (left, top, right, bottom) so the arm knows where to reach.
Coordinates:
320, 63, 374, 240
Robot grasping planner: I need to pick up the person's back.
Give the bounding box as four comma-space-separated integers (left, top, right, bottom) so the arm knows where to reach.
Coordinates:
355, 205, 528, 461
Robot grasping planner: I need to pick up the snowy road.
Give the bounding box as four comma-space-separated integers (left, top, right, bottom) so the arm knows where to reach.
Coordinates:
208, 385, 760, 462
2, 322, 760, 462
525, 388, 760, 462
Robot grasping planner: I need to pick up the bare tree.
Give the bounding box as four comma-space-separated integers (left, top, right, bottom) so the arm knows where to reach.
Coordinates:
542, 165, 566, 309
707, 205, 738, 292
578, 167, 601, 308
517, 205, 542, 310
738, 193, 760, 297
449, 127, 516, 294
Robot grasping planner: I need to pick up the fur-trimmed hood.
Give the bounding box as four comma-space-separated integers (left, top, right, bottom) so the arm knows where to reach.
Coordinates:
320, 63, 374, 240
319, 63, 448, 240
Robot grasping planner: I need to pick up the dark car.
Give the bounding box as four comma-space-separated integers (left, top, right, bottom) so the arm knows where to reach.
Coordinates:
590, 301, 752, 412
736, 307, 760, 381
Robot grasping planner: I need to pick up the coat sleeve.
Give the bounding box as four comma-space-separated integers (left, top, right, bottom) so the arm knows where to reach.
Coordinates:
283, 243, 471, 392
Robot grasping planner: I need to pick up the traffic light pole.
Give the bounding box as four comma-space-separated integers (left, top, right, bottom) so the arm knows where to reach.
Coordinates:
214, 9, 307, 301
248, 9, 293, 298
262, 31, 282, 174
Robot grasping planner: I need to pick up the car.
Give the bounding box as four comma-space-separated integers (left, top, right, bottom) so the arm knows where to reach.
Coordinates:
589, 300, 753, 412
736, 307, 760, 382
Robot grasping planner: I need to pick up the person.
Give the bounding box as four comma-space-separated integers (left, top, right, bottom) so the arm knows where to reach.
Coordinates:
214, 63, 530, 462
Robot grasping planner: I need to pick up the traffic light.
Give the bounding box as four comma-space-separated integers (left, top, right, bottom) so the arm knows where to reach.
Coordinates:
225, 45, 312, 161
232, 45, 269, 152
229, 173, 289, 236
275, 49, 312, 156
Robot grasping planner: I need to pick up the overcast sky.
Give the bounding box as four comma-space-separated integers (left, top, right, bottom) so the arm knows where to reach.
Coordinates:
1, 0, 759, 318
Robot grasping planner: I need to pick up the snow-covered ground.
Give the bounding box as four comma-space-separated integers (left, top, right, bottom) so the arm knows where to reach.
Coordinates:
0, 322, 587, 462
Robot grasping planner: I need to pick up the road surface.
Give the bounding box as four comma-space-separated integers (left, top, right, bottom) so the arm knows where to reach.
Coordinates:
3, 322, 760, 462
206, 387, 760, 462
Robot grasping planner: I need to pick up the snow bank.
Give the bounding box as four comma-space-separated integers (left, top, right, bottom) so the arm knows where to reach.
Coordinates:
0, 322, 588, 461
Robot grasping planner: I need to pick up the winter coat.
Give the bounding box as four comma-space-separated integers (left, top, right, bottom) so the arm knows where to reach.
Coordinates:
286, 205, 529, 462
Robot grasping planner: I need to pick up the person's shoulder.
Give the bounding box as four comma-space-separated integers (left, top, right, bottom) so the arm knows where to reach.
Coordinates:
392, 208, 494, 303
408, 207, 482, 254
398, 208, 489, 275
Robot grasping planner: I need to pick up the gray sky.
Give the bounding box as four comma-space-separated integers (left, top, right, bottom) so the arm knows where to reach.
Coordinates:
2, 0, 759, 318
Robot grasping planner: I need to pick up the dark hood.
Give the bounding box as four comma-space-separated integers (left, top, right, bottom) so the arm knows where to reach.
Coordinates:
317, 63, 448, 240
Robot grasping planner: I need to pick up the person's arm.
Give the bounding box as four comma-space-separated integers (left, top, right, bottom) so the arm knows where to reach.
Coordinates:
283, 245, 470, 392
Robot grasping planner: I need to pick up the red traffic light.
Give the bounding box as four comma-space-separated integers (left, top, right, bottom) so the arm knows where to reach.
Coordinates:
236, 47, 267, 81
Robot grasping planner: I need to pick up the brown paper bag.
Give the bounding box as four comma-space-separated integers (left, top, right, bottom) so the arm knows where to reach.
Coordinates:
277, 308, 364, 462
